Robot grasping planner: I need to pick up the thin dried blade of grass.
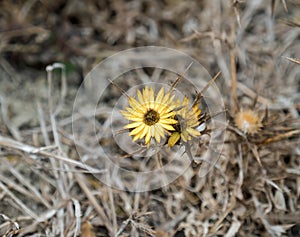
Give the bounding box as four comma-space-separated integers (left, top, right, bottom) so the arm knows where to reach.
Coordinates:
74, 173, 114, 236
0, 94, 21, 141
36, 100, 50, 146
0, 181, 40, 221
4, 160, 51, 208
281, 0, 288, 12
210, 195, 236, 233
271, 0, 276, 18
230, 1, 239, 113
105, 172, 117, 234
224, 216, 241, 237
72, 198, 82, 237
46, 64, 69, 201
115, 218, 131, 237
232, 0, 241, 28
169, 61, 193, 92
0, 214, 20, 236
237, 82, 272, 106
260, 129, 300, 145
0, 174, 40, 203
285, 56, 300, 65
0, 135, 106, 173
281, 18, 300, 27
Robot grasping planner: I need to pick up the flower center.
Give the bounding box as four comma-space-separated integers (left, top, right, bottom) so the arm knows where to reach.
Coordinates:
144, 109, 160, 126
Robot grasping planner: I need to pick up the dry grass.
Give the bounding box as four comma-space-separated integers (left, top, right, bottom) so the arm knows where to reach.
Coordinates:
0, 0, 299, 236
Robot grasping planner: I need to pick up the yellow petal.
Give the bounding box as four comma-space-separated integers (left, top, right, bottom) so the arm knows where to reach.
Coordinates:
188, 120, 200, 127
142, 87, 150, 109
160, 111, 175, 119
123, 106, 144, 119
129, 123, 145, 136
121, 112, 143, 122
161, 92, 171, 104
160, 118, 177, 124
157, 104, 167, 114
186, 127, 200, 137
128, 97, 144, 113
156, 124, 165, 138
145, 129, 152, 144
150, 126, 156, 137
139, 125, 150, 139
120, 110, 132, 118
168, 132, 180, 147
155, 87, 165, 106
133, 134, 140, 141
124, 121, 143, 129
137, 89, 145, 105
158, 102, 174, 114
181, 131, 188, 142
152, 126, 161, 143
160, 123, 175, 131
149, 87, 155, 109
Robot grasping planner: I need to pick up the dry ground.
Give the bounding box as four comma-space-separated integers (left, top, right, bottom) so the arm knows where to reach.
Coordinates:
0, 0, 299, 236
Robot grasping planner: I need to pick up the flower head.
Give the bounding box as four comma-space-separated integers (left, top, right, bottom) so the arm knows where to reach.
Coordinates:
121, 86, 178, 145
168, 97, 202, 147
234, 109, 262, 134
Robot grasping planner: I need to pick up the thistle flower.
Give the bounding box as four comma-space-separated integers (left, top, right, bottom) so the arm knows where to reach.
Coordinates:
234, 109, 262, 134
121, 86, 178, 145
168, 97, 202, 147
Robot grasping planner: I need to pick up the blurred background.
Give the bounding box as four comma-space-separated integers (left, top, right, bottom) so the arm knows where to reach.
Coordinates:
0, 0, 299, 236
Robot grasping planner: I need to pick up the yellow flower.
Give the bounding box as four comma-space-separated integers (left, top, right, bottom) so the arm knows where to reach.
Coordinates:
168, 97, 202, 147
121, 86, 178, 145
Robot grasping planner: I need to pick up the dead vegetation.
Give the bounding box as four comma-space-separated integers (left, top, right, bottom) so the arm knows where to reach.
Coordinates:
0, 0, 299, 236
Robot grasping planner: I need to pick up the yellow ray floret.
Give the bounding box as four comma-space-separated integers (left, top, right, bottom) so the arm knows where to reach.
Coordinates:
121, 86, 178, 144
168, 97, 202, 147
